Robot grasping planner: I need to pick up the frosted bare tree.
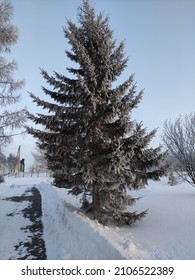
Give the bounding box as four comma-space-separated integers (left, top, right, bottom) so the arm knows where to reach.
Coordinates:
0, 1, 26, 148
0, 148, 6, 168
162, 113, 195, 187
31, 145, 48, 172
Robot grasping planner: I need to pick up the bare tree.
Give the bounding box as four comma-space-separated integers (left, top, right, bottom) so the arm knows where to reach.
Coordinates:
162, 113, 195, 187
0, 148, 6, 170
0, 1, 26, 148
6, 152, 17, 173
31, 145, 48, 172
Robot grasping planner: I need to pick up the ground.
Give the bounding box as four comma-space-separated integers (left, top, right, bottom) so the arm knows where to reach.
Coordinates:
0, 174, 194, 260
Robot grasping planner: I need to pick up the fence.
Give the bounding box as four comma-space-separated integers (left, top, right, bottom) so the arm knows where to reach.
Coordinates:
5, 171, 53, 178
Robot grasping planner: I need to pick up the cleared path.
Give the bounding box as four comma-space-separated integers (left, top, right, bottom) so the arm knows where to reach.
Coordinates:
0, 184, 47, 260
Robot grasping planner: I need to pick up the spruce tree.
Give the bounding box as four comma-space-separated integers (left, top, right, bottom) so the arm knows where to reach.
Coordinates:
27, 0, 168, 225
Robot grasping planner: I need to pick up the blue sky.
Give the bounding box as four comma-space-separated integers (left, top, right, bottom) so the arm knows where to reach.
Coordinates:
6, 0, 195, 169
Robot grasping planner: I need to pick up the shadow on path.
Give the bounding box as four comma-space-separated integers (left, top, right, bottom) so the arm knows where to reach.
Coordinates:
4, 186, 47, 260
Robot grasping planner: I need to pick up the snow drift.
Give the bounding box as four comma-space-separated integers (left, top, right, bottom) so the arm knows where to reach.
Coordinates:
37, 182, 124, 259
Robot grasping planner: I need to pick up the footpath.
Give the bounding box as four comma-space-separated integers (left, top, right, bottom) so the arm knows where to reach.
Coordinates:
0, 184, 47, 260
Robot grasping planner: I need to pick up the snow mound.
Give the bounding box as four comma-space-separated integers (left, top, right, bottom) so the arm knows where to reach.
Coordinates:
37, 183, 125, 259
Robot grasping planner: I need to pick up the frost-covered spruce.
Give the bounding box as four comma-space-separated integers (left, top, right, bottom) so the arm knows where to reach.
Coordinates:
27, 0, 168, 225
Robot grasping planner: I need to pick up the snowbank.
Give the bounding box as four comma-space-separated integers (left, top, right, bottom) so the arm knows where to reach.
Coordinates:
43, 178, 195, 260
37, 183, 124, 259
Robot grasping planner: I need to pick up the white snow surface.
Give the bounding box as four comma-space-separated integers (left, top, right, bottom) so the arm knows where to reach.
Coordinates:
0, 174, 194, 260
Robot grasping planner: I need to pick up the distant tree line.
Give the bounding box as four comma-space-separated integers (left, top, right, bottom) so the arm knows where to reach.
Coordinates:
0, 151, 17, 173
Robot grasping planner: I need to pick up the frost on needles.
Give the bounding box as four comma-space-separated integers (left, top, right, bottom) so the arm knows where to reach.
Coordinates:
27, 0, 168, 226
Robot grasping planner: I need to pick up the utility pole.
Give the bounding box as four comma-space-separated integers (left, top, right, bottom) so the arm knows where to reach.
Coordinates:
17, 145, 20, 173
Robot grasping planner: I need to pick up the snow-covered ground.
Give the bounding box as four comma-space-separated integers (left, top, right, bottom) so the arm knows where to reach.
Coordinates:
0, 174, 194, 259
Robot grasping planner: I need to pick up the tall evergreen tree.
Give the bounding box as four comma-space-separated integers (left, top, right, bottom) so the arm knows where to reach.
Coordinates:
27, 0, 168, 225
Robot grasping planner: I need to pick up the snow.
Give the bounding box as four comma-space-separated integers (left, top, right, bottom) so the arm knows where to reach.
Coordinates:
38, 182, 123, 259
0, 184, 31, 259
0, 174, 194, 260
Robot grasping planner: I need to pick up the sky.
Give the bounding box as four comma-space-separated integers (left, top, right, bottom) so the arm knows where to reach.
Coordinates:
5, 0, 195, 170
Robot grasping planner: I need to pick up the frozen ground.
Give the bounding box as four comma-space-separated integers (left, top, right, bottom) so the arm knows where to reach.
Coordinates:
0, 174, 194, 259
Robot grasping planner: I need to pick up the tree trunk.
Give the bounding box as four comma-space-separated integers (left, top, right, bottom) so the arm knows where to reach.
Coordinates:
92, 185, 101, 222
